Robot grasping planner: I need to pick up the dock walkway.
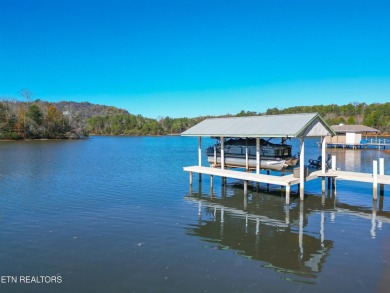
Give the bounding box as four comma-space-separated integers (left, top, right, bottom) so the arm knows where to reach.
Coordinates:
184, 166, 390, 204
322, 169, 390, 184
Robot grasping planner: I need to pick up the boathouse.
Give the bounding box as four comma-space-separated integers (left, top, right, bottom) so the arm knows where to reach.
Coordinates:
325, 124, 379, 148
182, 113, 336, 203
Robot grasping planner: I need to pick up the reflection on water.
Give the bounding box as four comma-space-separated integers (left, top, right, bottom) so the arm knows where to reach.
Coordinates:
185, 181, 390, 284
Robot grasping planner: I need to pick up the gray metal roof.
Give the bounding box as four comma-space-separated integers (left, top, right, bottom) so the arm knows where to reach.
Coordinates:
331, 124, 379, 134
181, 113, 336, 138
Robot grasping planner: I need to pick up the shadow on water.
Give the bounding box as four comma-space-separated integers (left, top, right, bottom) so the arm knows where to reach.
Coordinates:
184, 180, 390, 284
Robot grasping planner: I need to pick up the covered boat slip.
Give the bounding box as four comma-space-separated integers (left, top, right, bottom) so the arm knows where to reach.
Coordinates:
181, 113, 336, 204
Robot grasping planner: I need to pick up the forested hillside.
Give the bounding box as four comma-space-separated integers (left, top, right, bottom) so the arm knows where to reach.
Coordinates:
0, 100, 88, 139
264, 102, 390, 133
86, 102, 389, 135
0, 99, 389, 139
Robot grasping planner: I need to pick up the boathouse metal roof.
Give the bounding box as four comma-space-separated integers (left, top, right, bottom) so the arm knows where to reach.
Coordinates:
331, 124, 379, 134
181, 113, 336, 138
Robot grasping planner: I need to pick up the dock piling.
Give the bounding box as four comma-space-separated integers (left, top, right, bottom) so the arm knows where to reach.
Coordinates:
331, 155, 336, 170
285, 185, 290, 205
321, 177, 325, 193
373, 160, 378, 200
267, 170, 270, 192
332, 178, 337, 194
198, 136, 202, 166
379, 158, 384, 196
299, 137, 305, 200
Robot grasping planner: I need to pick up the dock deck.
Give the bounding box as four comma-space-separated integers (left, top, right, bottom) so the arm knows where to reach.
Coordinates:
184, 165, 390, 204
184, 166, 319, 186
323, 169, 390, 184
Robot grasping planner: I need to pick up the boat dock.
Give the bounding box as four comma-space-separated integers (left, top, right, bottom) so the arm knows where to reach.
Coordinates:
184, 161, 390, 204
322, 138, 390, 149
181, 113, 390, 204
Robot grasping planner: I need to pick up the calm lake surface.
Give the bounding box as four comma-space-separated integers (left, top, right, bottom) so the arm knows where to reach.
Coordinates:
0, 136, 389, 293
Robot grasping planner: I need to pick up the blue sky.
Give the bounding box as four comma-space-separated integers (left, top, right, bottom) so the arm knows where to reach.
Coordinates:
1, 0, 389, 118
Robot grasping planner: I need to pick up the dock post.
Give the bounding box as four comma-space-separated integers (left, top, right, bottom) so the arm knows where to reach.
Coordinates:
213, 146, 217, 166
373, 160, 378, 200
299, 201, 304, 258
299, 137, 305, 200
266, 170, 270, 192
244, 189, 248, 210
322, 177, 325, 193
244, 180, 248, 196
189, 171, 193, 185
379, 193, 384, 211
256, 137, 260, 174
210, 175, 214, 193
332, 178, 337, 195
220, 136, 225, 169
198, 173, 202, 182
285, 204, 290, 224
331, 155, 336, 170
379, 158, 384, 196
198, 136, 202, 166
321, 137, 326, 174
221, 180, 226, 197
245, 138, 249, 171
285, 185, 290, 205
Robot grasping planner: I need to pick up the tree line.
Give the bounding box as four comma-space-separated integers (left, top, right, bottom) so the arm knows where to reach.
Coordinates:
86, 115, 204, 135
1, 99, 389, 139
0, 101, 88, 139
264, 102, 390, 133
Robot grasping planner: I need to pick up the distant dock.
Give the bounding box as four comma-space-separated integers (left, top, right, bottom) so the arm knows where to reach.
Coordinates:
321, 138, 390, 149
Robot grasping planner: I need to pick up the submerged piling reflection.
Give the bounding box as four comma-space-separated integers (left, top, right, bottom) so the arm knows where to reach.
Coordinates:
185, 180, 390, 282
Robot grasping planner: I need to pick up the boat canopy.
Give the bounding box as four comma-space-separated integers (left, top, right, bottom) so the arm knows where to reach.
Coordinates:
181, 113, 335, 138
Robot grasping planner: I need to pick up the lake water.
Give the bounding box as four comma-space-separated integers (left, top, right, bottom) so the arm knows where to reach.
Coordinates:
0, 136, 389, 293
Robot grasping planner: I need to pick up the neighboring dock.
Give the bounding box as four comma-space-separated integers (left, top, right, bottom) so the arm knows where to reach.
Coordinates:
322, 138, 390, 149
322, 124, 389, 149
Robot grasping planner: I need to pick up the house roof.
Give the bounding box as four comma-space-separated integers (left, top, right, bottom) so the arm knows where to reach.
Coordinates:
181, 113, 335, 138
331, 124, 380, 134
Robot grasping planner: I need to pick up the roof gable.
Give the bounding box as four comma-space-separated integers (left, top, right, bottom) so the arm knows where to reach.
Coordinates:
331, 124, 379, 134
182, 113, 335, 138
